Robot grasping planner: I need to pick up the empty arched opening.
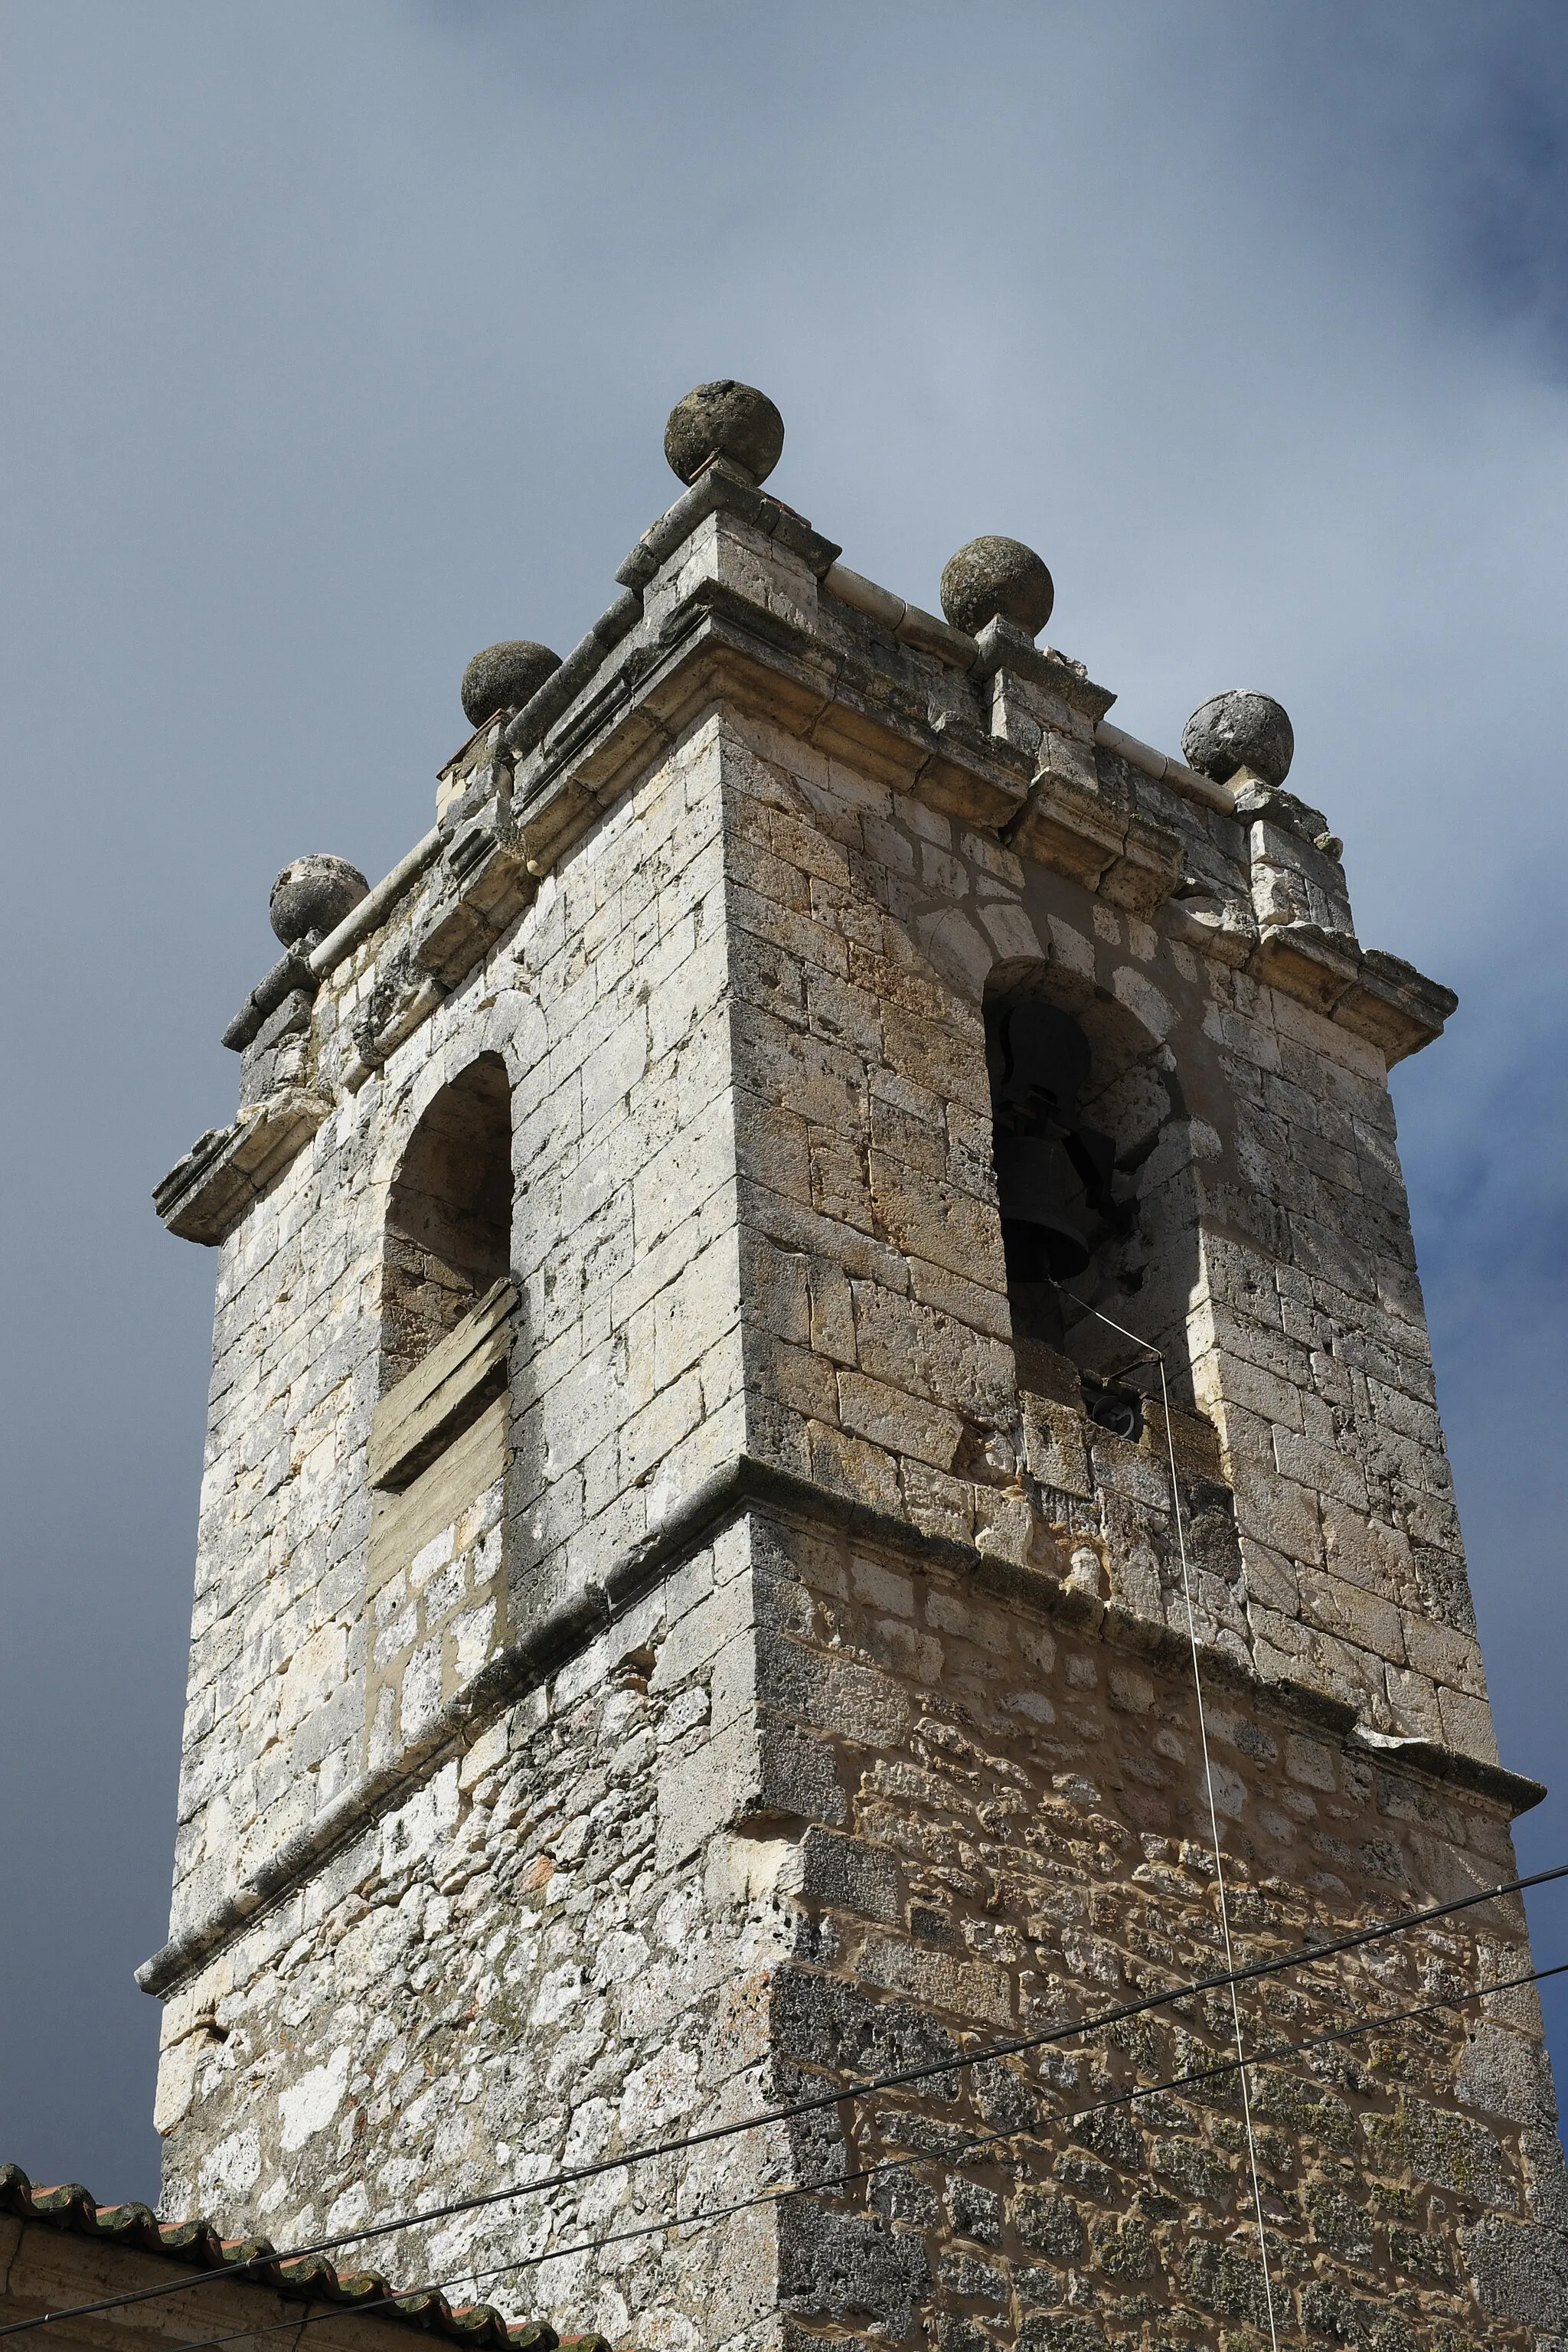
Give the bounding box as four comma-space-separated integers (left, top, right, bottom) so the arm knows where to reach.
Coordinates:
381, 1054, 513, 1392
985, 966, 1193, 1419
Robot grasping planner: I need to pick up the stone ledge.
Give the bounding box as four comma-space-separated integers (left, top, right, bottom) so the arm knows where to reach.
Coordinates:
421, 459, 838, 790
1008, 764, 1184, 916
1165, 909, 1456, 1064
136, 1452, 1543, 2000
509, 586, 1039, 887
1341, 946, 1460, 1061
1253, 923, 1457, 1062
413, 830, 535, 988
220, 943, 315, 1054
490, 561, 1449, 1060
323, 510, 1455, 1066
616, 453, 841, 597
969, 616, 1118, 724
1251, 918, 1363, 1012
152, 1089, 331, 1246
1348, 1725, 1544, 1818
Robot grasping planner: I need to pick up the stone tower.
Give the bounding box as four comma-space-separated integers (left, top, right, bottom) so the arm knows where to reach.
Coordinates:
146, 384, 1566, 2350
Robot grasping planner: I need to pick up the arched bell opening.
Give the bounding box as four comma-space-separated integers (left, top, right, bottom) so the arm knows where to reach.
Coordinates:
380, 1053, 514, 1394
984, 966, 1192, 1420
366, 1057, 518, 1718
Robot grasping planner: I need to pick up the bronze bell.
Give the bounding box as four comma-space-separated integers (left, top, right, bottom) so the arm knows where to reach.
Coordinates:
990, 1001, 1111, 1283
995, 1135, 1092, 1279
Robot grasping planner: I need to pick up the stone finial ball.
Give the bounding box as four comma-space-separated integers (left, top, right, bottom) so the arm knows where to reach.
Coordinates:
664, 381, 785, 486
1181, 690, 1295, 789
461, 639, 562, 730
269, 854, 370, 948
939, 536, 1055, 640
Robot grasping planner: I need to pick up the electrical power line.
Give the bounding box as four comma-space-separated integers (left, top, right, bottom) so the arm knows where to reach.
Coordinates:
142, 1955, 1568, 2352
6, 1861, 1563, 2341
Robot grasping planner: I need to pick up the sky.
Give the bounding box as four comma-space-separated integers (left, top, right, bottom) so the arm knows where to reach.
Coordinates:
2, 0, 1567, 2207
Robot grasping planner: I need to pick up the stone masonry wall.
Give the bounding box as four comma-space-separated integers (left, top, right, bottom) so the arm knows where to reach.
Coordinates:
156, 1517, 792, 2352
155, 1504, 1568, 2350
715, 707, 1492, 1763
165, 485, 1496, 1968
751, 1509, 1566, 2352
169, 715, 743, 1946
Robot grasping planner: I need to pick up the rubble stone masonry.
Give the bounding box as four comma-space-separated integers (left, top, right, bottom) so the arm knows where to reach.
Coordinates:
147, 438, 1566, 2350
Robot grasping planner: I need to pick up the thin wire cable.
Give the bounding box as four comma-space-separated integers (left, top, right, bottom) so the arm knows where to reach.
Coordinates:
148, 1955, 1568, 2352
9, 1858, 1564, 2342
1050, 1277, 1284, 2352
145, 1960, 1565, 2352
9, 1854, 1563, 2342
1159, 1344, 1280, 2352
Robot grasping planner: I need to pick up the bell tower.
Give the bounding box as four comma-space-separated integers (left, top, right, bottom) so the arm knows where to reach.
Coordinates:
145, 385, 1566, 2350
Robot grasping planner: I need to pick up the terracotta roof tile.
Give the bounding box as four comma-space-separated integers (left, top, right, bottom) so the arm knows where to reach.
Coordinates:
0, 2166, 612, 2352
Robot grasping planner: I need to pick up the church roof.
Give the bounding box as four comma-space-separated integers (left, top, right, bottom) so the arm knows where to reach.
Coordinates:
0, 2164, 606, 2352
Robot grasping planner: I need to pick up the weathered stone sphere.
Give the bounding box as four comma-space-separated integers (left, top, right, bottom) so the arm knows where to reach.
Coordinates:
1181, 690, 1295, 789
664, 381, 785, 485
939, 536, 1055, 640
270, 854, 370, 948
461, 639, 562, 730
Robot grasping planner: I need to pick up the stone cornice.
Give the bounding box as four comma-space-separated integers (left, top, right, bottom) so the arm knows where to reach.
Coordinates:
509, 579, 1033, 877
153, 1089, 332, 1246
136, 1451, 1543, 2001
496, 557, 1456, 1063
159, 488, 1458, 1246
